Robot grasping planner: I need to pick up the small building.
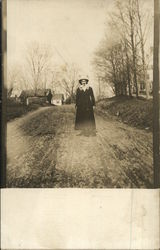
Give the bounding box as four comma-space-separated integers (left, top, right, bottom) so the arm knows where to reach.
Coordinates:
19, 89, 51, 105
52, 94, 64, 106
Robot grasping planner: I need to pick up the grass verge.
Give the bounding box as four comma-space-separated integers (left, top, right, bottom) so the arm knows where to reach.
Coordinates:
96, 96, 153, 131
7, 98, 49, 122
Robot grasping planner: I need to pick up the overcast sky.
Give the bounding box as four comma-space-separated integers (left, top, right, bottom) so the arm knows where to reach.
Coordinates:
7, 0, 115, 81
7, 0, 153, 94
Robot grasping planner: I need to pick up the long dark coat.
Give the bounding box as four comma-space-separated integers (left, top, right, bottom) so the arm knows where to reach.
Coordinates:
75, 86, 96, 131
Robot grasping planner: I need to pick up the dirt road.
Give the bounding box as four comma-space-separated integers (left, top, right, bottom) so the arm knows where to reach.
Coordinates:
7, 105, 153, 188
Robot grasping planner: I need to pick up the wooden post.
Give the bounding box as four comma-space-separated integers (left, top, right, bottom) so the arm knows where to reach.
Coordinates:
153, 0, 160, 188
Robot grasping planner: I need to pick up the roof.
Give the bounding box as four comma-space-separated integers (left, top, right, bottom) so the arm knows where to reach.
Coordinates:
20, 90, 35, 98
20, 89, 51, 98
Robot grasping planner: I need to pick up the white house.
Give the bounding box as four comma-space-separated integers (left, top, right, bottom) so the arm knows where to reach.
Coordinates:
52, 94, 64, 106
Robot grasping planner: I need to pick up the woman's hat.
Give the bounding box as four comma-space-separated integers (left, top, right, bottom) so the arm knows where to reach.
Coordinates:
79, 75, 89, 82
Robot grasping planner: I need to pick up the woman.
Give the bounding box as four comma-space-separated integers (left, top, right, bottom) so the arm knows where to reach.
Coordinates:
75, 75, 96, 136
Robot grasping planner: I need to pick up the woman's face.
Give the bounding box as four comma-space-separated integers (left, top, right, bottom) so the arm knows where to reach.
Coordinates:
81, 79, 87, 86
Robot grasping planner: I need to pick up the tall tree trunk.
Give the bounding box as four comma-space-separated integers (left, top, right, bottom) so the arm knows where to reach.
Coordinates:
129, 1, 139, 97
132, 51, 138, 97
118, 3, 132, 96
135, 0, 149, 99
125, 49, 132, 96
121, 50, 128, 96
111, 53, 118, 96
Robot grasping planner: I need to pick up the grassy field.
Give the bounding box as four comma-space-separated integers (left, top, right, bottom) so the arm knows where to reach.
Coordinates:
96, 96, 153, 131
6, 98, 49, 122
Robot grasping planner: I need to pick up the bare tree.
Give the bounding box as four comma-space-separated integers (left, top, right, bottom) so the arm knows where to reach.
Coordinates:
115, 0, 151, 97
24, 42, 52, 91
59, 63, 79, 102
93, 0, 152, 99
135, 0, 151, 98
93, 31, 131, 97
18, 70, 31, 90
7, 65, 20, 97
48, 68, 63, 93
112, 0, 140, 97
113, 1, 133, 96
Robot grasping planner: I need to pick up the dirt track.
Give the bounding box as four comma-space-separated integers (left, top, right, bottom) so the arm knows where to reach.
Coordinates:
7, 105, 153, 188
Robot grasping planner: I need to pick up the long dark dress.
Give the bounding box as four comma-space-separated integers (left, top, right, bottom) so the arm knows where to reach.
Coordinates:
75, 86, 96, 131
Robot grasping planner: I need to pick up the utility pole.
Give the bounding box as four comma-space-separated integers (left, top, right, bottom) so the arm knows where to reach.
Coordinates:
153, 0, 160, 188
